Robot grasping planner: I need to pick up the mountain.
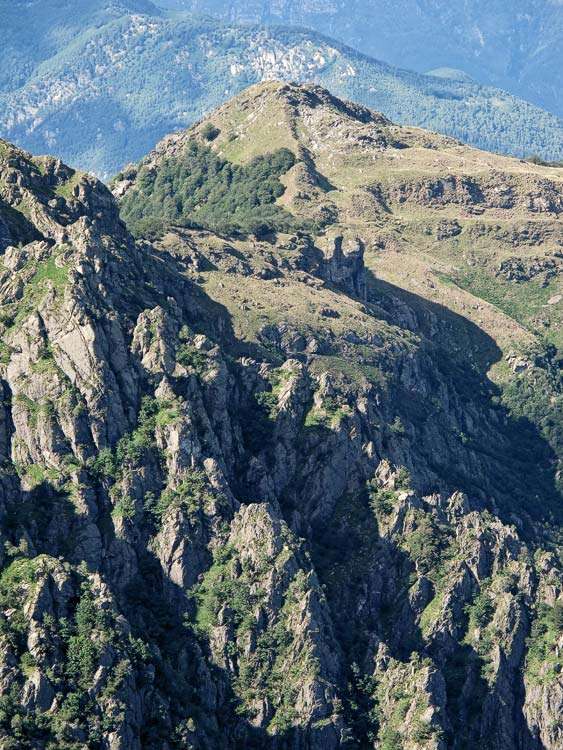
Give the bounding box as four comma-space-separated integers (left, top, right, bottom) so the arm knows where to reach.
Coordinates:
155, 0, 563, 121
2, 6, 563, 177
118, 81, 563, 496
0, 0, 161, 92
0, 82, 561, 749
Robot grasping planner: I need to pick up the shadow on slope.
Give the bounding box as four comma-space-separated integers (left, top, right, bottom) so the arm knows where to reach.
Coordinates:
365, 271, 561, 535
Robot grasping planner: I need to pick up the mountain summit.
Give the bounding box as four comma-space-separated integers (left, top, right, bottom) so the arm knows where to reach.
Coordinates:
0, 83, 561, 748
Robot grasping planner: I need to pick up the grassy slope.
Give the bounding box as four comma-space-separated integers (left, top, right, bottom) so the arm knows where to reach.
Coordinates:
126, 81, 563, 350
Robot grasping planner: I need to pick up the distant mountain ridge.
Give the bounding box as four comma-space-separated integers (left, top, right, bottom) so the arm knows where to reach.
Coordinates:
0, 0, 161, 91
2, 5, 563, 177
155, 0, 563, 120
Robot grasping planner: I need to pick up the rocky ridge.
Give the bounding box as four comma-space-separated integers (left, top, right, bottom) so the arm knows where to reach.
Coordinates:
0, 83, 562, 750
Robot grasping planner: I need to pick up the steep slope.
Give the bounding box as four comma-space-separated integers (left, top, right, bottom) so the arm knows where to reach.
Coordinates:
0, 0, 160, 92
0, 84, 561, 748
2, 10, 563, 177
155, 0, 563, 120
118, 81, 563, 488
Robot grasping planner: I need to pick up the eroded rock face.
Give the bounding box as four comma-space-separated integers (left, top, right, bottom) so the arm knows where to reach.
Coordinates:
382, 174, 563, 215
495, 255, 562, 285
0, 136, 561, 750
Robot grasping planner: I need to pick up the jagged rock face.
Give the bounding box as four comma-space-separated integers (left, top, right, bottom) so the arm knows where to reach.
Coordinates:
0, 112, 562, 750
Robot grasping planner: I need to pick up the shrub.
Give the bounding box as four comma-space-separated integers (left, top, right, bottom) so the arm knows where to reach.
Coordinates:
389, 416, 405, 436
201, 122, 220, 141
404, 514, 442, 574
368, 485, 396, 516
65, 584, 106, 689
176, 344, 208, 375
89, 447, 116, 479
525, 601, 563, 684
112, 495, 136, 520
468, 589, 494, 628
153, 470, 212, 521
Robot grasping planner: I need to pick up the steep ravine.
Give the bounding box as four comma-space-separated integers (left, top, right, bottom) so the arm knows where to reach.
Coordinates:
0, 123, 561, 749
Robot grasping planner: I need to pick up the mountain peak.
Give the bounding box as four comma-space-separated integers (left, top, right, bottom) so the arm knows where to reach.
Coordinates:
140, 80, 393, 167
222, 80, 392, 125
117, 79, 563, 247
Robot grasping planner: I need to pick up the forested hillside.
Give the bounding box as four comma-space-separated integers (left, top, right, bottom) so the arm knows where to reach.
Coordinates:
156, 0, 563, 119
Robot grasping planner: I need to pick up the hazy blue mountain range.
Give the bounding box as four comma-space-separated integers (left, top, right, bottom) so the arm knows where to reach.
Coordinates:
0, 0, 160, 91
155, 0, 563, 120
1, 1, 563, 176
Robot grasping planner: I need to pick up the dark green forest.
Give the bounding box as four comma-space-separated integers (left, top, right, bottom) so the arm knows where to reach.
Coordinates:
119, 143, 301, 237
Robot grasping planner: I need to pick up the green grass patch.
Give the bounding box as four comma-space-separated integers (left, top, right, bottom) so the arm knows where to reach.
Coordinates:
14, 394, 52, 429
191, 544, 260, 635
54, 171, 83, 201
23, 463, 60, 488
0, 557, 40, 594
444, 266, 561, 346
0, 340, 13, 365
303, 395, 350, 430
420, 589, 446, 636
5, 254, 69, 331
